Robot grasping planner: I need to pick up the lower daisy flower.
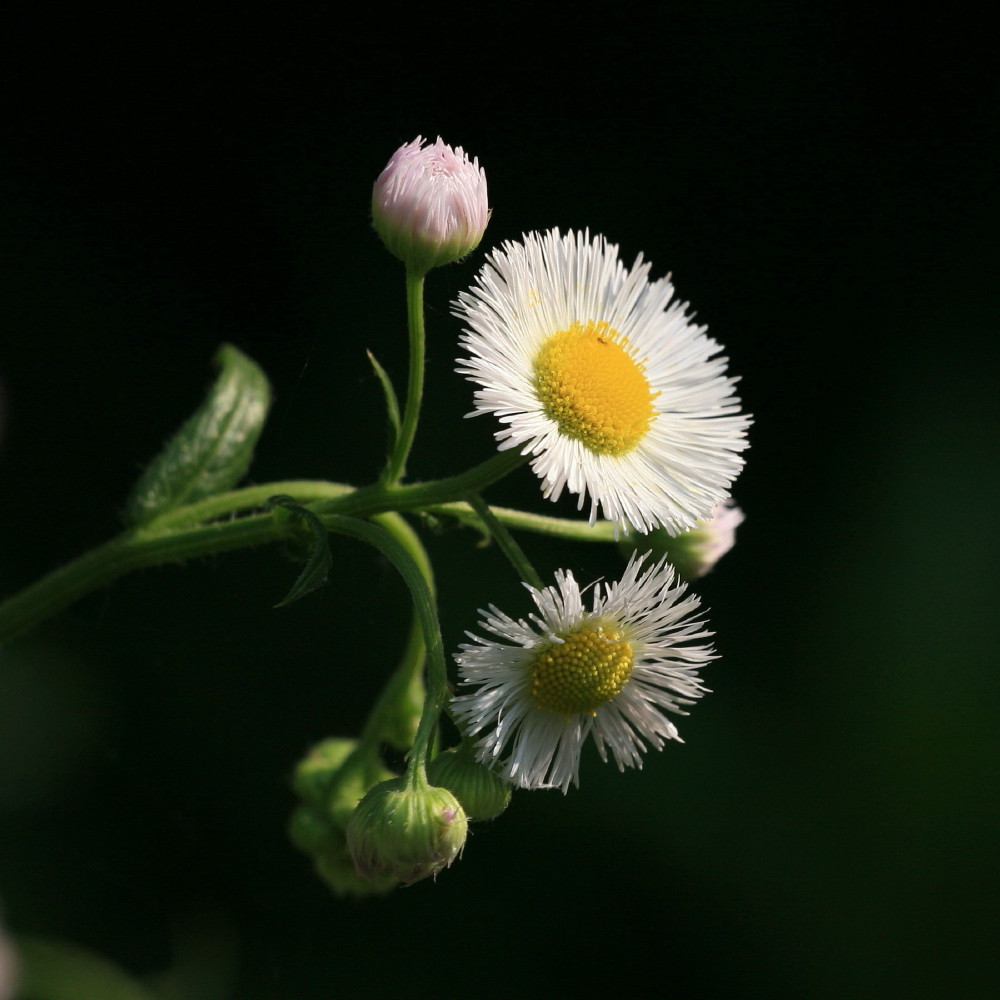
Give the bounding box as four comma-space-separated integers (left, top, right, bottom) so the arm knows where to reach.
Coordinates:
452, 555, 715, 792
453, 228, 751, 535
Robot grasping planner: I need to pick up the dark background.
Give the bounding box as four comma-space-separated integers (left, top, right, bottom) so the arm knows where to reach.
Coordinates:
2, 7, 997, 999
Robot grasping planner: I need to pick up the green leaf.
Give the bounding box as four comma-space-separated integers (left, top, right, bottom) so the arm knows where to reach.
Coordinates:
267, 495, 333, 607
125, 343, 271, 526
366, 349, 401, 454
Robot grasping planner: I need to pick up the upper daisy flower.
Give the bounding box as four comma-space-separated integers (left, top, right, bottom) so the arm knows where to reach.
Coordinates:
372, 136, 489, 275
452, 554, 715, 792
453, 229, 750, 534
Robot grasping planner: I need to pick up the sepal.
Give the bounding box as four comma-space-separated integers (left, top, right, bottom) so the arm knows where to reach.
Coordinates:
268, 495, 333, 607
365, 349, 401, 460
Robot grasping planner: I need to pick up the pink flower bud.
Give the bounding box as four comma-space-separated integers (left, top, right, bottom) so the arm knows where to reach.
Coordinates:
696, 500, 745, 573
372, 136, 489, 274
619, 500, 745, 581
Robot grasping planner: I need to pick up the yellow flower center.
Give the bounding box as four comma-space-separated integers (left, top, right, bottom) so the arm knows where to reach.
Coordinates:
533, 321, 657, 456
530, 622, 634, 716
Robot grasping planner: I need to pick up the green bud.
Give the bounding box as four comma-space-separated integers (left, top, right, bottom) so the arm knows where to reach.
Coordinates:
347, 777, 468, 886
327, 757, 395, 832
292, 738, 359, 807
291, 737, 394, 833
314, 831, 399, 899
290, 804, 398, 898
289, 804, 336, 855
378, 669, 425, 753
427, 746, 511, 820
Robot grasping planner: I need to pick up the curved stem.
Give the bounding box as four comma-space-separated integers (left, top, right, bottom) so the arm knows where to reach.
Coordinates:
147, 480, 355, 531
320, 450, 526, 519
145, 449, 528, 533
322, 516, 445, 786
358, 513, 434, 753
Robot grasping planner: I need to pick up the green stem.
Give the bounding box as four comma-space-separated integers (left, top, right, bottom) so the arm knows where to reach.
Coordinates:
147, 480, 355, 531
466, 493, 544, 589
383, 269, 426, 485
322, 516, 445, 786
3, 454, 631, 648
311, 450, 526, 518
0, 516, 281, 645
148, 449, 526, 532
358, 513, 433, 753
424, 501, 617, 542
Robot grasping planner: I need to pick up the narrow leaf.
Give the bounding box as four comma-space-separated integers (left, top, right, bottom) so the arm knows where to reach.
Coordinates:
125, 343, 271, 525
365, 348, 401, 454
268, 495, 333, 607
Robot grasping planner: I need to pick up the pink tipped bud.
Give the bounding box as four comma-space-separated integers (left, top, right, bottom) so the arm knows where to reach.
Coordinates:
620, 500, 745, 581
693, 501, 745, 575
372, 136, 489, 274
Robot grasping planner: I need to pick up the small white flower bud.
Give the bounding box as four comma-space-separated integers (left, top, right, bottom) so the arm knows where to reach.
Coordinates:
622, 501, 745, 580
372, 136, 489, 274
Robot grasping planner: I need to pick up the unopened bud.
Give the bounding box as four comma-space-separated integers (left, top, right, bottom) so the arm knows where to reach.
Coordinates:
621, 501, 744, 581
314, 830, 399, 899
372, 136, 489, 275
427, 745, 511, 820
292, 738, 358, 807
347, 777, 468, 886
290, 737, 393, 831
288, 804, 334, 856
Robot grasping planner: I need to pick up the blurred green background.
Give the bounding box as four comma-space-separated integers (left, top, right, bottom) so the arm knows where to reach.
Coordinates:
2, 7, 997, 999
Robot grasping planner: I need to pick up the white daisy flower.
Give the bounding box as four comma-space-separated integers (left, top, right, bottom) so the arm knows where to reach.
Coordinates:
453, 228, 751, 534
452, 555, 715, 792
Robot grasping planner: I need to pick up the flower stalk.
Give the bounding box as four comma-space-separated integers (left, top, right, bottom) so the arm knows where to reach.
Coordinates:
383, 270, 427, 485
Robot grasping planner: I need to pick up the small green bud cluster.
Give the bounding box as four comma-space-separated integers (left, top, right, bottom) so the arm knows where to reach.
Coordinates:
288, 738, 397, 898
292, 737, 510, 893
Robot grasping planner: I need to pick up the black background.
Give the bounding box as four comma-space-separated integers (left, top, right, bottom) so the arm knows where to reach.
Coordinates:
2, 7, 997, 999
